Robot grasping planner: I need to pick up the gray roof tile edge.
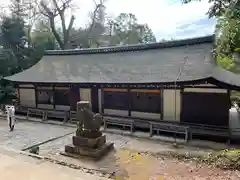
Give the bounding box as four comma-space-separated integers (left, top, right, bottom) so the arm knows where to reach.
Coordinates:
45, 35, 214, 56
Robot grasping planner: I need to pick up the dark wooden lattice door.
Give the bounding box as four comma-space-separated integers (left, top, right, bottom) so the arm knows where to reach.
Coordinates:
181, 92, 229, 127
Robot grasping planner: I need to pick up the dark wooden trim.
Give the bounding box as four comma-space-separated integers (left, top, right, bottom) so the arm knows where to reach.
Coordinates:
34, 85, 37, 108
227, 89, 231, 109
18, 85, 225, 90
17, 87, 35, 89
103, 88, 127, 92
101, 87, 104, 114
17, 85, 21, 105
53, 85, 56, 109
207, 78, 240, 91
182, 85, 225, 89
127, 86, 131, 116
17, 84, 226, 90
180, 88, 184, 122
160, 87, 164, 120
9, 78, 210, 88
12, 77, 240, 91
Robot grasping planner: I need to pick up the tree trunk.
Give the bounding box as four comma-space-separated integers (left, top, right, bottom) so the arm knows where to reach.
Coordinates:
49, 18, 64, 49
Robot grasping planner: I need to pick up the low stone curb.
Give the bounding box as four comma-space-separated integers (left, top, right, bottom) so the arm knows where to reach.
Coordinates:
21, 131, 75, 151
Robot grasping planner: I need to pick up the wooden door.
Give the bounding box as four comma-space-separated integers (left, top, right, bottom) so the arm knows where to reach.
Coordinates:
69, 87, 80, 111
91, 88, 99, 113
181, 92, 229, 127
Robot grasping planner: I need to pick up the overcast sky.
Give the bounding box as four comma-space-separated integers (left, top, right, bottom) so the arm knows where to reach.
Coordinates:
1, 0, 216, 41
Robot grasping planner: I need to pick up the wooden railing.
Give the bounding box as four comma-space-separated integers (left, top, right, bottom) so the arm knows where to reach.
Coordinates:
25, 107, 69, 122
9, 105, 235, 143
149, 122, 189, 142
103, 116, 134, 133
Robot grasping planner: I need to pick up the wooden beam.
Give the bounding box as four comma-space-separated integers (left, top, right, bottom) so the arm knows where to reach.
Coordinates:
34, 85, 37, 108
180, 88, 184, 123
103, 88, 127, 92
130, 89, 161, 93
55, 87, 70, 90
160, 86, 163, 120
17, 85, 21, 105
101, 87, 104, 114
53, 85, 56, 109
127, 86, 131, 116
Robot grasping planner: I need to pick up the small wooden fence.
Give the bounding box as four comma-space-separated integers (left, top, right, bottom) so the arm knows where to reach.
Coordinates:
4, 105, 233, 143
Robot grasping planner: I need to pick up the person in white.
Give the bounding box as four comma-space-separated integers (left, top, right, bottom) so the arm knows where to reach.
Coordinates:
5, 105, 16, 131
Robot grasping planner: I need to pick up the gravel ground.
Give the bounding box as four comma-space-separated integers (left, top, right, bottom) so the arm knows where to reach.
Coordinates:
0, 119, 75, 150
38, 133, 240, 180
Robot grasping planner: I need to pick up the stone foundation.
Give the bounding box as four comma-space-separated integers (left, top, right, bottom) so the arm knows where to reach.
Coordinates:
62, 131, 114, 160
62, 101, 114, 160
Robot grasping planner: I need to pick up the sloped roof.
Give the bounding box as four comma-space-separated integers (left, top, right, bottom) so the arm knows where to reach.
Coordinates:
4, 35, 240, 86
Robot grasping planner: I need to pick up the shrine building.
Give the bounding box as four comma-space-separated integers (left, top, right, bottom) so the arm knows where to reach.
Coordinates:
4, 35, 240, 132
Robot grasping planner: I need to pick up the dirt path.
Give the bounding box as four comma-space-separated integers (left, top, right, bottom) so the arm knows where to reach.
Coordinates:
0, 148, 110, 180
37, 134, 240, 180
115, 149, 240, 180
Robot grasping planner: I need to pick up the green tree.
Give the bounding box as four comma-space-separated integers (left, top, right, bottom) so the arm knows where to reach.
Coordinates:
31, 19, 57, 50
214, 10, 240, 70
0, 15, 28, 72
107, 13, 156, 45
184, 0, 240, 70
183, 0, 240, 18
0, 12, 42, 104
36, 0, 75, 50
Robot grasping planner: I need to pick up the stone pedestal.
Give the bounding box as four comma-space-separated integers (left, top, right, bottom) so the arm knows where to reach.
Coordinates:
61, 101, 114, 160
62, 130, 114, 160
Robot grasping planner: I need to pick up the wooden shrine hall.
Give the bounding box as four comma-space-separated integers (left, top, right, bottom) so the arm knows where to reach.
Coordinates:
4, 35, 240, 141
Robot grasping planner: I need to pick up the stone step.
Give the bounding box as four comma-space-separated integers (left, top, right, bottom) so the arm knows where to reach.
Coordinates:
63, 142, 114, 160
72, 135, 106, 149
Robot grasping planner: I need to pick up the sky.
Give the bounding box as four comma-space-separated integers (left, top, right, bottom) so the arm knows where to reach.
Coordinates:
0, 0, 216, 41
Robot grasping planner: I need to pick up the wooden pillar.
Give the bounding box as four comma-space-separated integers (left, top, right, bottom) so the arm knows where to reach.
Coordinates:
227, 89, 231, 109
227, 89, 231, 122
16, 84, 21, 106
160, 86, 163, 120
180, 87, 184, 123
128, 86, 131, 116
69, 86, 73, 111
101, 87, 104, 114
52, 85, 56, 109
34, 85, 37, 108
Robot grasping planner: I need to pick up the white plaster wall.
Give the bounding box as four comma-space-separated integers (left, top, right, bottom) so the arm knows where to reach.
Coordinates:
19, 84, 34, 88
163, 90, 181, 121
184, 88, 227, 93
79, 88, 92, 103
131, 111, 161, 120
194, 83, 217, 87
229, 108, 240, 136
19, 88, 36, 107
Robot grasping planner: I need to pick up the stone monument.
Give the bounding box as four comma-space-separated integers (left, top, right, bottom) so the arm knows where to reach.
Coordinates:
62, 101, 114, 160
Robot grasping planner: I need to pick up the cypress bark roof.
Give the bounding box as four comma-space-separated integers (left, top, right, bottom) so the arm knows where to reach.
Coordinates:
4, 35, 240, 87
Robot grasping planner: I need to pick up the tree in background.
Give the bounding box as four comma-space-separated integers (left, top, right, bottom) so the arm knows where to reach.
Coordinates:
31, 19, 57, 50
0, 0, 43, 104
183, 0, 240, 71
106, 13, 156, 45
35, 0, 76, 50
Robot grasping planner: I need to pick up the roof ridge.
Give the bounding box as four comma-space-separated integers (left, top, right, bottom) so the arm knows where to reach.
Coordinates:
45, 35, 215, 56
